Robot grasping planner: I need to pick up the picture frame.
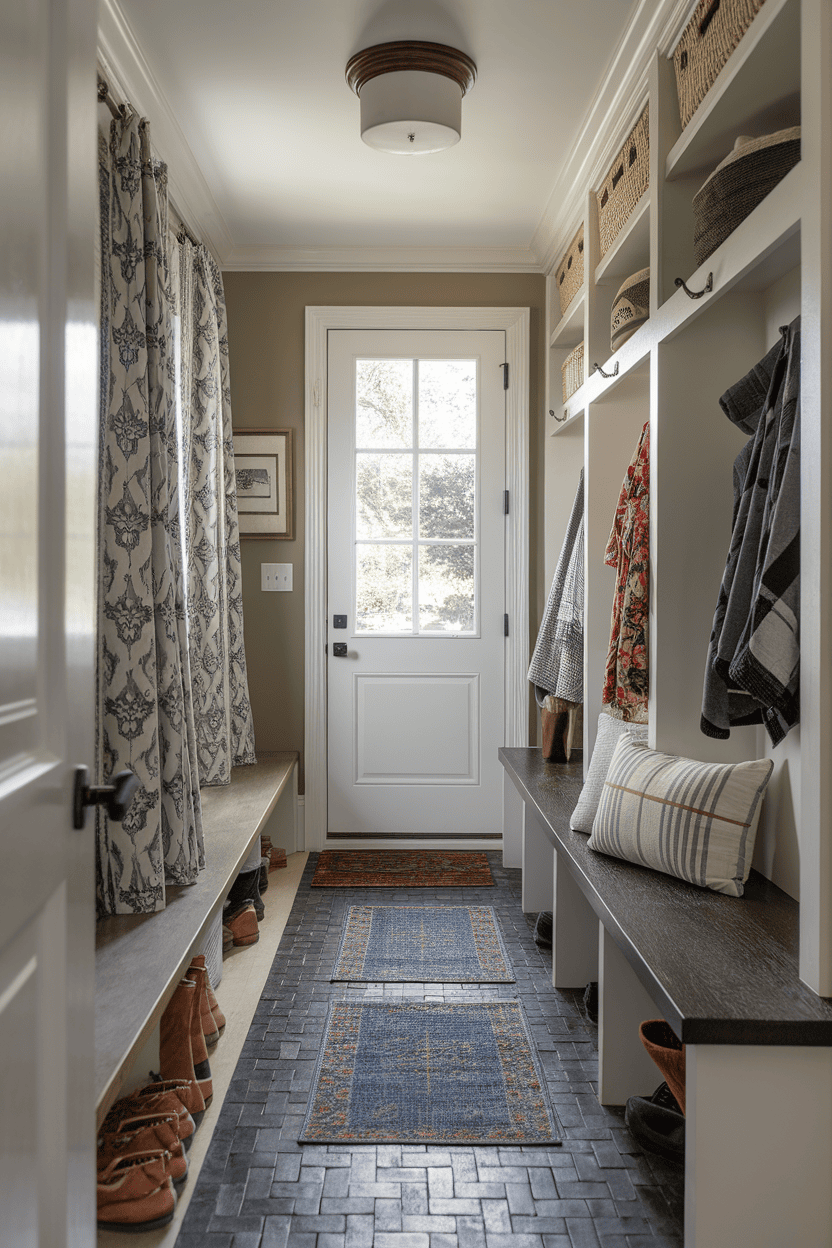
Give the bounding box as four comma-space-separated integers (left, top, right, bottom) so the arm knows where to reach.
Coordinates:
233, 428, 294, 540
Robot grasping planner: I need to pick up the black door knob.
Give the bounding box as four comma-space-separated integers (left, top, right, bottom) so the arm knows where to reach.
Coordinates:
332, 643, 348, 657
72, 766, 140, 830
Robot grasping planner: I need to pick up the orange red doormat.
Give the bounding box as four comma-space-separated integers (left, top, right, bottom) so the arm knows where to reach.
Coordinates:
310, 850, 494, 888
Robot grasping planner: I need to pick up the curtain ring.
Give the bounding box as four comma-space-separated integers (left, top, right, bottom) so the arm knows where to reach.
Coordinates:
592, 362, 619, 379
675, 272, 713, 299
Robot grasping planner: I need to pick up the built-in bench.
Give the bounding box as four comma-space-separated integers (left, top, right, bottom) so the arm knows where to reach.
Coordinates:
500, 746, 832, 1248
95, 751, 298, 1129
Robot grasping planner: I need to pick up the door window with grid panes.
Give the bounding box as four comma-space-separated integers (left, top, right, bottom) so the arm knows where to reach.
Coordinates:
354, 358, 479, 636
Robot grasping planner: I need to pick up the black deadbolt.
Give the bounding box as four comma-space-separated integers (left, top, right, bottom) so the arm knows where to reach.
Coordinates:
333, 615, 347, 628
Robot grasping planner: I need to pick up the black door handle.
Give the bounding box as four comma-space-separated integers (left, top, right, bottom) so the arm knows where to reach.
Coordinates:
332, 643, 348, 657
72, 766, 140, 829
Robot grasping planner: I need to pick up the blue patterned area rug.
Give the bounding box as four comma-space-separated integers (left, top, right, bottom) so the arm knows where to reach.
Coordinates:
299, 1001, 560, 1144
331, 905, 515, 983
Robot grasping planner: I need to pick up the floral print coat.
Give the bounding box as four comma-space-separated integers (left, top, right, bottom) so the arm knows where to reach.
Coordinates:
602, 421, 649, 721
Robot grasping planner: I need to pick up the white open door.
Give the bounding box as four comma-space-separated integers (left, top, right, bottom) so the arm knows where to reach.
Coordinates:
0, 1, 98, 1242
327, 329, 507, 843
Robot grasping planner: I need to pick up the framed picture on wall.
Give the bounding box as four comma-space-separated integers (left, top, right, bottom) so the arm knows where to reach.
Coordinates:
233, 428, 294, 539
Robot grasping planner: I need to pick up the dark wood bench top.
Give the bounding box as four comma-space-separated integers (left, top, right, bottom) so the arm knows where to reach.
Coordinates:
500, 746, 832, 1046
95, 751, 298, 1126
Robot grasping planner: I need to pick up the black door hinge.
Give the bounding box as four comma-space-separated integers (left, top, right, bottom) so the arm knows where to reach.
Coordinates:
503, 489, 509, 515
504, 614, 509, 637
499, 362, 509, 390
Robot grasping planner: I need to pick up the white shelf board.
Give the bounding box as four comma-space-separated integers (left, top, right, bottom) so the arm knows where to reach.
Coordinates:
657, 161, 803, 345
594, 191, 650, 287
550, 289, 585, 348
666, 0, 800, 182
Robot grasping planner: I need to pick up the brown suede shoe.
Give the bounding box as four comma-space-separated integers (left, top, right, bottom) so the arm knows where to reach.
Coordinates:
98, 1114, 188, 1191
97, 1150, 176, 1232
269, 846, 287, 870
126, 1077, 205, 1133
103, 1091, 195, 1150
223, 900, 259, 947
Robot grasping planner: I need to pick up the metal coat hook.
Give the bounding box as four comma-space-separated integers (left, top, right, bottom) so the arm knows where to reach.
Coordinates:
549, 409, 568, 423
592, 361, 619, 379
675, 272, 713, 299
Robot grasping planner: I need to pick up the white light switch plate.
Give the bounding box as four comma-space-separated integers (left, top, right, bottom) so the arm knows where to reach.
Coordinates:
261, 563, 293, 591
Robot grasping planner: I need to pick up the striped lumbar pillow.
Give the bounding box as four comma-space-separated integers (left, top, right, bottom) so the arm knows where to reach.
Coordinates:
570, 713, 649, 833
587, 738, 773, 896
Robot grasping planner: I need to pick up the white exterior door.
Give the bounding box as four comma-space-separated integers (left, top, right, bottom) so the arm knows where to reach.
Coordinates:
327, 329, 506, 842
0, 1, 98, 1243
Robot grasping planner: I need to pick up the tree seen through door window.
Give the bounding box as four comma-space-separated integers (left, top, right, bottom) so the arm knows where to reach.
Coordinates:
355, 359, 477, 633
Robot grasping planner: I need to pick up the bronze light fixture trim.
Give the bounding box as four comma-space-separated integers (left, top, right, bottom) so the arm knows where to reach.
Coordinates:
346, 40, 478, 154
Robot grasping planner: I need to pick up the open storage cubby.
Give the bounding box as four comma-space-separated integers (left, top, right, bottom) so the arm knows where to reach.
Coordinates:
541, 0, 830, 998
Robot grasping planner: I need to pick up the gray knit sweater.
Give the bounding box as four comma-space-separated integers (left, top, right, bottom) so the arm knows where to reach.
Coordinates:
701, 318, 800, 745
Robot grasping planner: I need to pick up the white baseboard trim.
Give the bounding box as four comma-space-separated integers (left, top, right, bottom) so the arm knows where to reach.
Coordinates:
322, 839, 503, 852
297, 795, 305, 852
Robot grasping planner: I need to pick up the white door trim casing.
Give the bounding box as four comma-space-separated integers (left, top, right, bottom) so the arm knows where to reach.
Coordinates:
304, 306, 530, 851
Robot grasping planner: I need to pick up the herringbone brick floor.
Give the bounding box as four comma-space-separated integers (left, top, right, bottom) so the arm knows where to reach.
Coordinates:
175, 853, 684, 1248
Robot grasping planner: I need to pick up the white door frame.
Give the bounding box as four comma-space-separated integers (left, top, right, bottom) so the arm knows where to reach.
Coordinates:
304, 306, 530, 851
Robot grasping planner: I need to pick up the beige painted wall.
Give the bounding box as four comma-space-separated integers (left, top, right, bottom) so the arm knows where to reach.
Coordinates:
223, 271, 547, 790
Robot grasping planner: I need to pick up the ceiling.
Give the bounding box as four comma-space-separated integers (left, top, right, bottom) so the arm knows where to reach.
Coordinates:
107, 0, 643, 269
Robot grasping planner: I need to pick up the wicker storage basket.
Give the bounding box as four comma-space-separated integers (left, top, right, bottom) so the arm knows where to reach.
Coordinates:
611, 268, 650, 352
674, 0, 766, 130
556, 227, 585, 317
596, 106, 649, 257
561, 341, 584, 403
692, 127, 800, 265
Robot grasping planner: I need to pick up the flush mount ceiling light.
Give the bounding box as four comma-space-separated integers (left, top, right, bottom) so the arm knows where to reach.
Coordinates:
346, 40, 477, 155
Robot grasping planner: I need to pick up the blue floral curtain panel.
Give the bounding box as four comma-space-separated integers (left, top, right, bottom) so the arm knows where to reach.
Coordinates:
176, 239, 257, 784
96, 115, 204, 915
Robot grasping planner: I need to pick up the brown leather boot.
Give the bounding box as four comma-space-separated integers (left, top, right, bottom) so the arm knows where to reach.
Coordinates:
159, 978, 213, 1112
639, 1019, 686, 1115
188, 953, 219, 1043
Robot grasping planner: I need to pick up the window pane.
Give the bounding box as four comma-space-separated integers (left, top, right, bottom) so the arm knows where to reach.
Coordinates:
356, 359, 412, 448
356, 545, 413, 632
419, 453, 475, 539
418, 360, 477, 449
356, 454, 412, 539
418, 544, 475, 633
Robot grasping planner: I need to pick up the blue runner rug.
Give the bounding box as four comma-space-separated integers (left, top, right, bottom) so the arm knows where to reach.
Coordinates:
299, 1001, 560, 1144
332, 905, 515, 983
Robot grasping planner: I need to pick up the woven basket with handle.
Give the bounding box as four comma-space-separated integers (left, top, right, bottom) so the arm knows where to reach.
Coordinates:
596, 106, 649, 257
561, 341, 584, 403
673, 0, 766, 130
556, 226, 585, 317
692, 127, 800, 265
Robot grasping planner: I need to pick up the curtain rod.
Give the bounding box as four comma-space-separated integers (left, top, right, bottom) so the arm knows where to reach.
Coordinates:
97, 71, 203, 251
97, 74, 127, 121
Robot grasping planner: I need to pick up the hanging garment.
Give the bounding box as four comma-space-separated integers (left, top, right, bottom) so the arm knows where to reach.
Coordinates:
602, 422, 649, 722
528, 471, 584, 706
701, 318, 800, 746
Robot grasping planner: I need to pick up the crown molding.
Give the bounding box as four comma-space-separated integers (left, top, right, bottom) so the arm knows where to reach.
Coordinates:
97, 0, 234, 264
221, 244, 542, 273
531, 0, 695, 274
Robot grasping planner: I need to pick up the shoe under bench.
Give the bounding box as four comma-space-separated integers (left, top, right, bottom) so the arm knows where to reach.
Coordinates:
94, 751, 298, 1130
500, 745, 832, 1248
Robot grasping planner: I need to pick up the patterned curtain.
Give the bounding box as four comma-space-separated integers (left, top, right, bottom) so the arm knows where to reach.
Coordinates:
96, 114, 203, 916
176, 238, 256, 784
